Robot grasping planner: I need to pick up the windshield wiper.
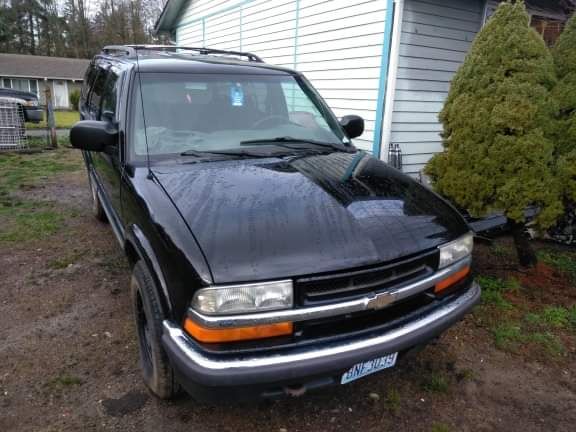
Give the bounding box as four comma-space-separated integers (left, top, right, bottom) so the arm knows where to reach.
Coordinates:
240, 137, 353, 152
179, 148, 273, 158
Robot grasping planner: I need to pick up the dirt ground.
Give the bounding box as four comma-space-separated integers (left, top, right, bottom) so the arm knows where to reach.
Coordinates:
1, 150, 575, 432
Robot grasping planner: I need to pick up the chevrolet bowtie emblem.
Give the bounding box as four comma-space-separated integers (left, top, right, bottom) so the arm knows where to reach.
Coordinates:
366, 292, 394, 310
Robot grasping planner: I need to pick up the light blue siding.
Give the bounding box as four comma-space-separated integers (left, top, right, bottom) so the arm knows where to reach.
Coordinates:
175, 0, 392, 153
390, 0, 484, 175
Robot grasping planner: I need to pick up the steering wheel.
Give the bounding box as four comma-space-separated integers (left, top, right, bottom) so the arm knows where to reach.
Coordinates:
252, 115, 292, 129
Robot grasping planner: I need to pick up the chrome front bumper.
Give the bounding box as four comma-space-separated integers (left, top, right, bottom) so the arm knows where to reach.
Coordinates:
161, 282, 480, 389
187, 257, 472, 329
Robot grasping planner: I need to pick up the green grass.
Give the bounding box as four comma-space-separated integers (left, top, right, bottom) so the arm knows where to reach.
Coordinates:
0, 148, 78, 199
45, 374, 83, 390
525, 305, 576, 333
526, 332, 565, 356
0, 146, 81, 243
385, 387, 401, 413
493, 323, 523, 350
48, 250, 86, 270
430, 423, 451, 432
492, 318, 567, 356
491, 243, 512, 258
538, 250, 576, 283
477, 276, 519, 310
26, 110, 79, 129
421, 372, 450, 393
0, 202, 64, 242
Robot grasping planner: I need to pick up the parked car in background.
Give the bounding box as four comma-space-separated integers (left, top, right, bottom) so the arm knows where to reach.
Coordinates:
70, 45, 480, 402
0, 88, 43, 123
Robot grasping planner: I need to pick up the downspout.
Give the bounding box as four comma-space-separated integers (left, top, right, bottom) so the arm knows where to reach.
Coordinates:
380, 0, 405, 162
372, 0, 396, 158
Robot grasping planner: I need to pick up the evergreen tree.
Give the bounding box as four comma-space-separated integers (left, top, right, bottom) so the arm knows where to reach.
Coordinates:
552, 12, 576, 157
551, 12, 576, 241
426, 1, 562, 267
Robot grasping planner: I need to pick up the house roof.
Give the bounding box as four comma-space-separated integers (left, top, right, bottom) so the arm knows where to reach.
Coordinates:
155, 0, 576, 34
154, 0, 186, 34
0, 54, 90, 81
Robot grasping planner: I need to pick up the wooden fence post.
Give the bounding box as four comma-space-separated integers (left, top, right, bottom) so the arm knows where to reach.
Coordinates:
44, 86, 57, 149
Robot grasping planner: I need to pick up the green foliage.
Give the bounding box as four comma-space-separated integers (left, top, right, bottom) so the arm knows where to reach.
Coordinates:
552, 13, 576, 206
552, 13, 576, 155
426, 2, 563, 229
69, 90, 80, 111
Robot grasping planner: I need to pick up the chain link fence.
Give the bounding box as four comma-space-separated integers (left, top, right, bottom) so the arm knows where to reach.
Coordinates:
0, 97, 28, 151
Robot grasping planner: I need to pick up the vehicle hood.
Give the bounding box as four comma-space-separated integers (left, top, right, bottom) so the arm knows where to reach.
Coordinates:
0, 89, 37, 101
152, 151, 469, 283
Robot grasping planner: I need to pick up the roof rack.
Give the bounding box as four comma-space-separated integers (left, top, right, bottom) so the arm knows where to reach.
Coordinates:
101, 45, 263, 63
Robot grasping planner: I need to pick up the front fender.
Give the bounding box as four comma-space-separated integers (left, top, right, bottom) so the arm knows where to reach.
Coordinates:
126, 224, 172, 316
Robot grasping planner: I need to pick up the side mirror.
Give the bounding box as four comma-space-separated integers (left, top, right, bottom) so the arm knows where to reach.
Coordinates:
339, 115, 364, 139
70, 120, 118, 152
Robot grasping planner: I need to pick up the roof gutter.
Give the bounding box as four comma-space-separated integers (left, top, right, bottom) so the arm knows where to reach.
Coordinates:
154, 0, 187, 35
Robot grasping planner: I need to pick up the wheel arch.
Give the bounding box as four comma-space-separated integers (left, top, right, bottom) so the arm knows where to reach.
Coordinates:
124, 224, 173, 318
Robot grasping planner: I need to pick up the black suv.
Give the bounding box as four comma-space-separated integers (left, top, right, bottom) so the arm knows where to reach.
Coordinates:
71, 45, 480, 401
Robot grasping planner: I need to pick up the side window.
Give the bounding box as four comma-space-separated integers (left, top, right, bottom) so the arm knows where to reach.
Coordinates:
100, 71, 119, 120
88, 69, 107, 119
80, 64, 97, 114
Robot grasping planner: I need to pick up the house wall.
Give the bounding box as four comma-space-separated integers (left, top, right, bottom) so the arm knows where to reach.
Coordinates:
389, 0, 484, 176
37, 80, 81, 109
167, 0, 573, 174
175, 0, 393, 153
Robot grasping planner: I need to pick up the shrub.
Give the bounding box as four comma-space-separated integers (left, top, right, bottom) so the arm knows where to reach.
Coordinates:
69, 89, 80, 111
426, 1, 562, 267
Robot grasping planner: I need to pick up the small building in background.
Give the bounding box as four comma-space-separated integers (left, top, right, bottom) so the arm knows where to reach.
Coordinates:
0, 53, 90, 109
155, 0, 575, 176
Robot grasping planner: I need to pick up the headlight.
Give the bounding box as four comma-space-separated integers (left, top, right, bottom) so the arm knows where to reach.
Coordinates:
438, 232, 473, 268
23, 100, 38, 107
192, 280, 293, 315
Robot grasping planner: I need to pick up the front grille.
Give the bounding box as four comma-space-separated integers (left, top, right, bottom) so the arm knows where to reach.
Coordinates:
295, 250, 439, 305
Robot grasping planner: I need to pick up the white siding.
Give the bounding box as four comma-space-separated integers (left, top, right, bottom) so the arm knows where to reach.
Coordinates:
389, 0, 483, 175
175, 0, 390, 152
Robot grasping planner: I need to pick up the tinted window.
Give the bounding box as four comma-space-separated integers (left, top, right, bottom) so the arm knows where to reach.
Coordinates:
81, 64, 98, 112
88, 69, 107, 118
100, 71, 118, 120
131, 73, 346, 157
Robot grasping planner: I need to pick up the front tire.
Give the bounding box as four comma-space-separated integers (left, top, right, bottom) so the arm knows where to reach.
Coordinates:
131, 261, 179, 399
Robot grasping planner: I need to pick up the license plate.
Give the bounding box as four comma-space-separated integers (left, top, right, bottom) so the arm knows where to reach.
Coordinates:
340, 352, 398, 385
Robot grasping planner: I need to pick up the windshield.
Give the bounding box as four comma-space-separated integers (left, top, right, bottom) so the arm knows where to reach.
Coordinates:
131, 73, 348, 158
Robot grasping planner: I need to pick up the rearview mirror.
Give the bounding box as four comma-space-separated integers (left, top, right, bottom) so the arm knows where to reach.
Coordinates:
339, 115, 364, 139
70, 120, 118, 152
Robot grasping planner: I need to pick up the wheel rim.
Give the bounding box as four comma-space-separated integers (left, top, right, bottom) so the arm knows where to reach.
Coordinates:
136, 291, 154, 376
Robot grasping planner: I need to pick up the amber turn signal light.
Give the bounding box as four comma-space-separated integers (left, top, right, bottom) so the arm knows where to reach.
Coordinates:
184, 318, 293, 343
435, 266, 470, 293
